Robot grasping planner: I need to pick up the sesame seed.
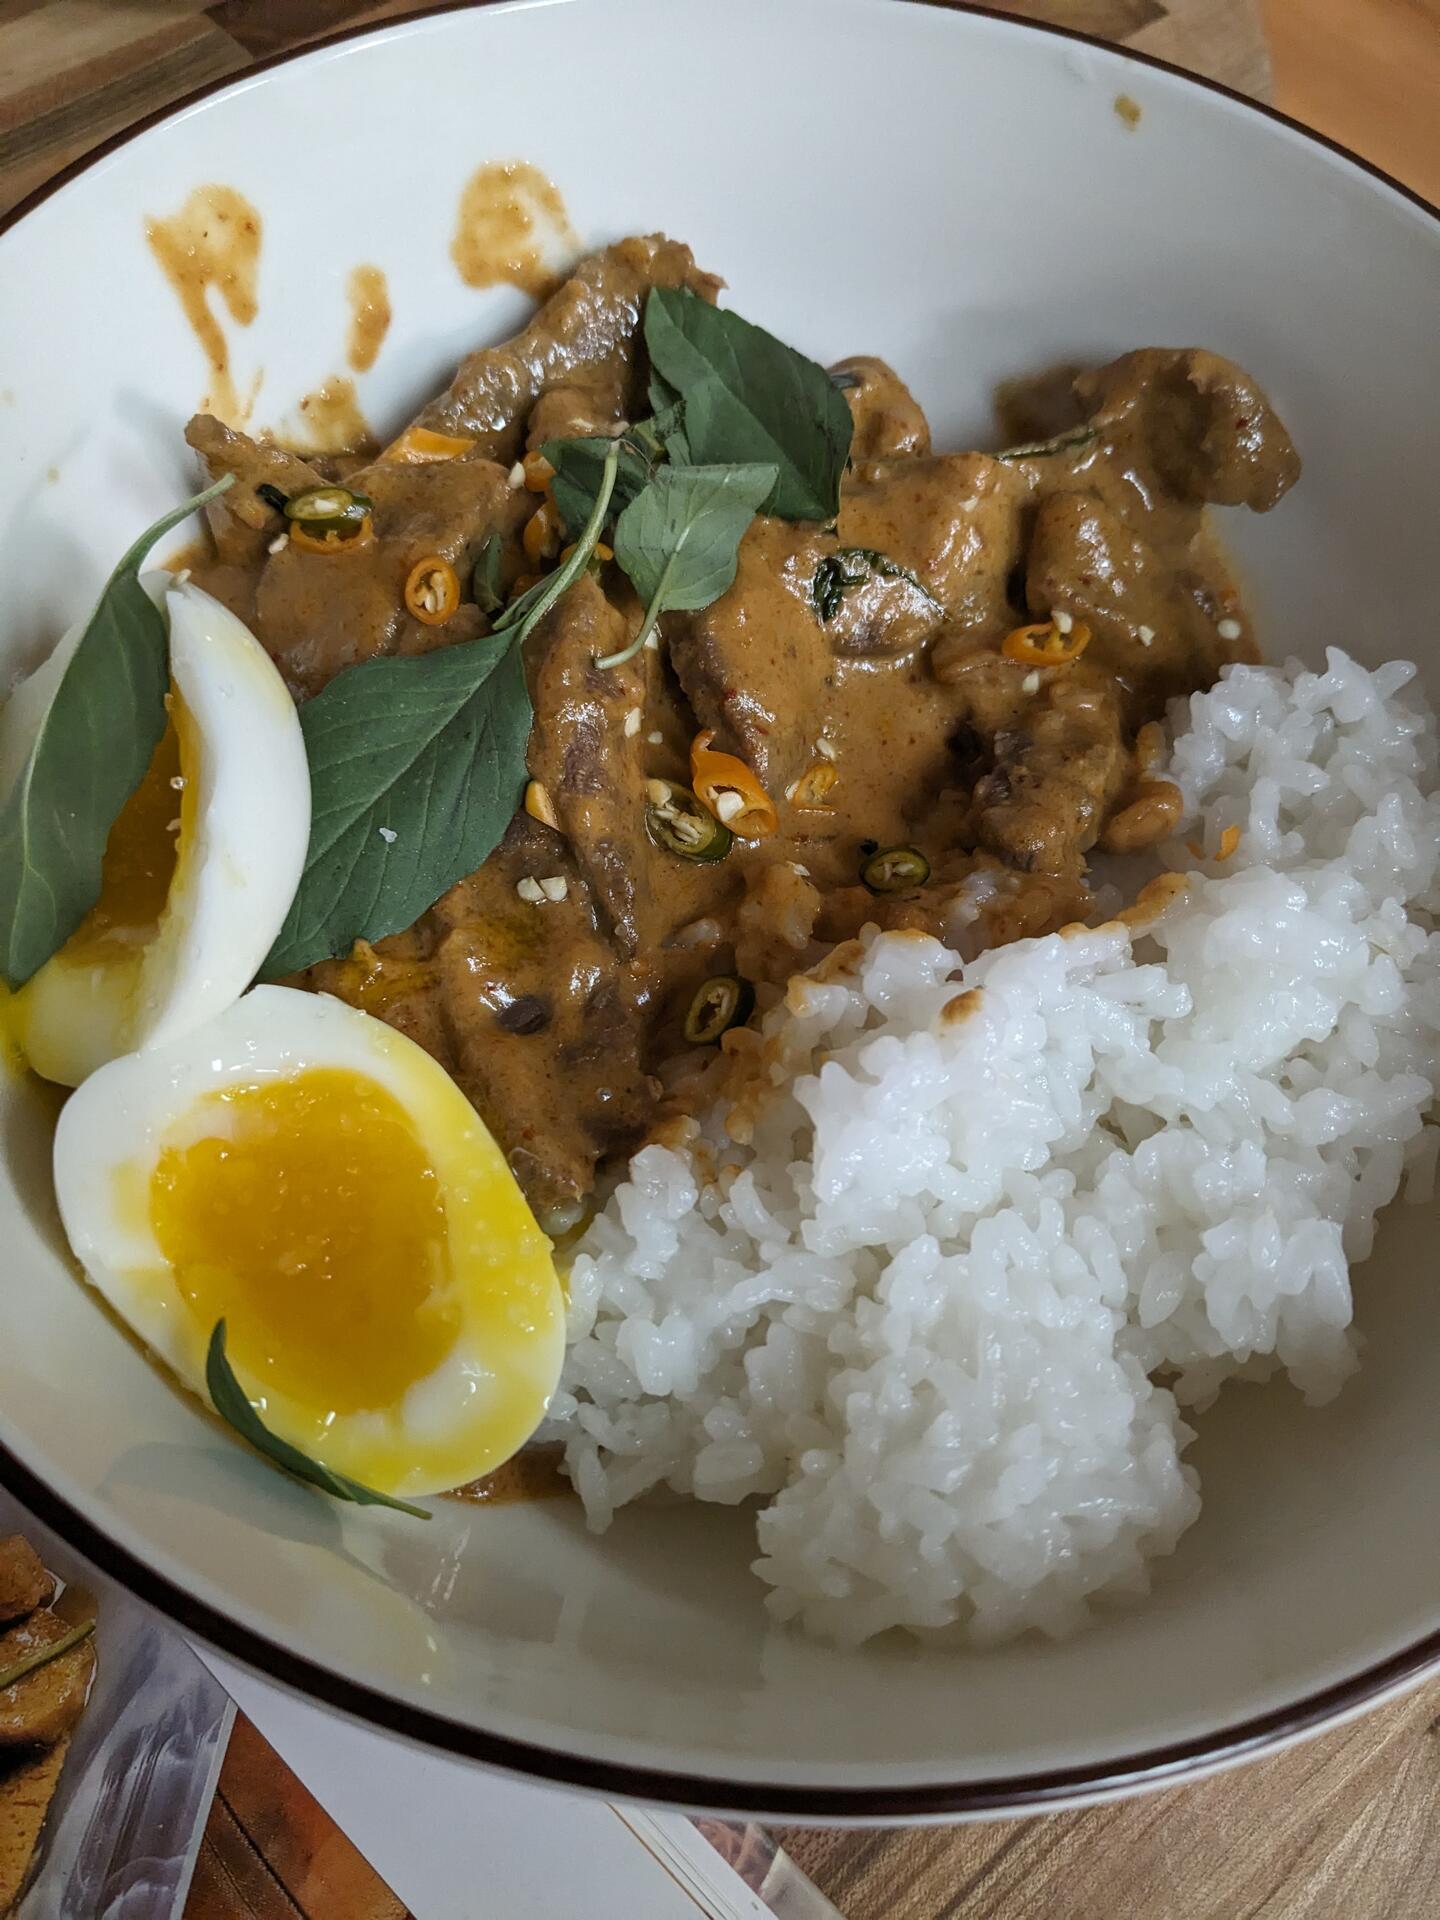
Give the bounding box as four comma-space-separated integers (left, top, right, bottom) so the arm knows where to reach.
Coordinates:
508, 462, 526, 489
623, 708, 641, 737
1217, 617, 1242, 641
1137, 625, 1155, 646
538, 875, 569, 902
1053, 609, 1074, 635
378, 826, 397, 844
516, 876, 545, 904
790, 861, 811, 878
647, 730, 664, 745
714, 791, 745, 823
815, 737, 836, 761
169, 775, 187, 790
173, 568, 192, 588
165, 817, 181, 833
267, 532, 290, 555
643, 632, 660, 652
1022, 669, 1041, 693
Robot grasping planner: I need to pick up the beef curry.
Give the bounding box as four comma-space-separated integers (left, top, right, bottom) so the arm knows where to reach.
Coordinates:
183, 234, 1299, 1223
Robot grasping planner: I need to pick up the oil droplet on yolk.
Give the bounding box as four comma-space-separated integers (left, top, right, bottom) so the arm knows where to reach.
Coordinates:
69, 710, 184, 959
150, 1068, 461, 1413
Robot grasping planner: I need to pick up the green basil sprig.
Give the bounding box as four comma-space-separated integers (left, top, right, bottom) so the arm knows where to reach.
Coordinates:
546, 435, 653, 540
542, 289, 855, 672
0, 475, 235, 990
488, 442, 621, 642
471, 532, 504, 612
597, 463, 777, 670
206, 1321, 429, 1519
811, 547, 938, 624
643, 287, 852, 521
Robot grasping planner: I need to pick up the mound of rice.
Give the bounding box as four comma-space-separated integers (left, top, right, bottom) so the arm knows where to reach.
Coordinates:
546, 651, 1440, 1645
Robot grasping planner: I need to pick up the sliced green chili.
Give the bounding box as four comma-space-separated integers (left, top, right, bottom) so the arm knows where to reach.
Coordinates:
644, 780, 733, 863
861, 844, 930, 893
283, 485, 374, 535
684, 975, 755, 1044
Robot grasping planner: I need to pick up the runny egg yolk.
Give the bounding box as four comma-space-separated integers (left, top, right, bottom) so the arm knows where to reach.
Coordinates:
69, 706, 186, 959
149, 1068, 462, 1414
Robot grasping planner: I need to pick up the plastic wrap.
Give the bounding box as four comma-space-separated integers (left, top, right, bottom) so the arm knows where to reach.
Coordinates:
0, 1485, 232, 1920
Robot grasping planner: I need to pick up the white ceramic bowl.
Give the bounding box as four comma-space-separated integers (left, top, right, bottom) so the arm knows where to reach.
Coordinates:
1, 0, 1437, 1819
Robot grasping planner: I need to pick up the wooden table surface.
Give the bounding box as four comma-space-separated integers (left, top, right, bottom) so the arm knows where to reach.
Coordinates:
2, 3, 1437, 1917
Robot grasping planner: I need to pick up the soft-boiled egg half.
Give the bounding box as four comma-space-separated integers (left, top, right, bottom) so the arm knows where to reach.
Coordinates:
5, 577, 310, 1087
53, 985, 565, 1498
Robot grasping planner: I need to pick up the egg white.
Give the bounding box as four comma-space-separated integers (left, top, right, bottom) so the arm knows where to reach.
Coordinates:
52, 985, 566, 1498
10, 577, 310, 1086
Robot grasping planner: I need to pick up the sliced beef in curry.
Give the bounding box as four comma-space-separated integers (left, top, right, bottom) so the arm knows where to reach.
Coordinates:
186, 416, 329, 566
413, 233, 720, 457
304, 815, 658, 1220
186, 234, 719, 697
670, 449, 1023, 796
836, 355, 931, 465
1076, 347, 1299, 513
524, 574, 658, 955
184, 232, 1298, 1214
187, 440, 531, 698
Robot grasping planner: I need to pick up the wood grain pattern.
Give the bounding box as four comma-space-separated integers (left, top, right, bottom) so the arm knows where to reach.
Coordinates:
780, 1677, 1440, 1917
0, 3, 1432, 1919
187, 1714, 412, 1920
1264, 0, 1440, 206
0, 0, 1274, 227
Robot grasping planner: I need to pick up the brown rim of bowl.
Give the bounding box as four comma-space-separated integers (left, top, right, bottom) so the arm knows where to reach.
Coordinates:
2, 0, 1438, 1821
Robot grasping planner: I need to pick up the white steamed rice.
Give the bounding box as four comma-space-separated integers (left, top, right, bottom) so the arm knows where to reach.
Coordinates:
546, 650, 1440, 1645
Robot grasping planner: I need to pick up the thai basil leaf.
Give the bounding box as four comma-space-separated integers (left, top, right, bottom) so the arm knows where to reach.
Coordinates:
626, 408, 676, 465
542, 435, 651, 540
811, 547, 938, 624
206, 1321, 429, 1519
598, 461, 776, 669
260, 628, 532, 976
471, 532, 504, 613
648, 369, 683, 419
0, 474, 235, 990
645, 375, 691, 464
643, 288, 852, 521
264, 446, 621, 974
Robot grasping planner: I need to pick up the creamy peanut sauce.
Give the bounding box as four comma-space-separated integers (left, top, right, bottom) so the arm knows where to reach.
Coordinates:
283, 376, 374, 457
146, 186, 262, 424
448, 1445, 570, 1506
345, 264, 391, 374
451, 161, 577, 298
